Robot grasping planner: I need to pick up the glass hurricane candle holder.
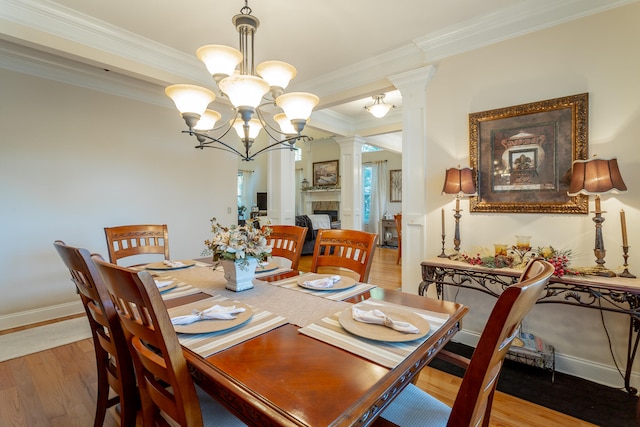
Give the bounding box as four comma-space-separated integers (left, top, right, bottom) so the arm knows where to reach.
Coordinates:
515, 235, 531, 251
494, 243, 508, 256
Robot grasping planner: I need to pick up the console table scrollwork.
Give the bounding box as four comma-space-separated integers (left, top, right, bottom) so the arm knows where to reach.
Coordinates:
420, 257, 640, 395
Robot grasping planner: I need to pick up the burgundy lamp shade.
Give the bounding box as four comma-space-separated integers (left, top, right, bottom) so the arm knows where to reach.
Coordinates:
567, 158, 627, 196
442, 167, 477, 196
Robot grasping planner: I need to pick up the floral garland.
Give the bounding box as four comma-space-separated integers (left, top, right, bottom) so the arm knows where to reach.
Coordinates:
301, 184, 341, 191
460, 246, 578, 277
536, 246, 578, 277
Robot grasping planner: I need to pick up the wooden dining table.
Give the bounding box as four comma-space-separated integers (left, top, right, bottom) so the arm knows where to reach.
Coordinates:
144, 260, 468, 427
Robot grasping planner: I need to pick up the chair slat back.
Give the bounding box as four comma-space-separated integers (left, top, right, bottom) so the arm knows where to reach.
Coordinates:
92, 256, 203, 427
447, 259, 554, 427
53, 241, 137, 427
104, 224, 170, 265
263, 225, 308, 270
310, 229, 378, 282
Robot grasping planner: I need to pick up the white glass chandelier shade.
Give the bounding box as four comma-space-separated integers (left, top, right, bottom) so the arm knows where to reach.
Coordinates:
276, 92, 320, 120
256, 61, 297, 89
219, 74, 270, 108
165, 84, 215, 115
196, 45, 243, 78
368, 103, 393, 118
273, 113, 297, 135
233, 118, 263, 140
193, 109, 222, 131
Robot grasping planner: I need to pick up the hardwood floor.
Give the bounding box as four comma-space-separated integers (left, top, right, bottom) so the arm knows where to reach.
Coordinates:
0, 247, 593, 426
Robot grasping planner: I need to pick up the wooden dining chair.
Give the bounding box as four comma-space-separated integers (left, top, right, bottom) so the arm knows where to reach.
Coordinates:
262, 224, 308, 270
91, 256, 246, 427
373, 258, 554, 427
53, 241, 138, 427
394, 213, 402, 265
310, 229, 378, 282
104, 224, 170, 266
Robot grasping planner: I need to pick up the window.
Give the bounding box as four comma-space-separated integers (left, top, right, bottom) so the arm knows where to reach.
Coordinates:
237, 172, 243, 208
362, 144, 382, 152
294, 147, 302, 161
363, 165, 372, 225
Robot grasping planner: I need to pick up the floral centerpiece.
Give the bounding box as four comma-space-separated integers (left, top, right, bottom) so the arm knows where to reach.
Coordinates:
203, 218, 272, 292
203, 218, 272, 265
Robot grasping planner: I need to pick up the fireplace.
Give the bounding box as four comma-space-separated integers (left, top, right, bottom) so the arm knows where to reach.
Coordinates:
314, 209, 339, 222
303, 190, 340, 222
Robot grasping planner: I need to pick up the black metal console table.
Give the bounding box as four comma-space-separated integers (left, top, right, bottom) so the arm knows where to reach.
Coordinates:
420, 257, 640, 395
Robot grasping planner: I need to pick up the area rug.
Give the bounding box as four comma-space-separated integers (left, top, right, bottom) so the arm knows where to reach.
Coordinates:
0, 317, 92, 362
430, 342, 638, 427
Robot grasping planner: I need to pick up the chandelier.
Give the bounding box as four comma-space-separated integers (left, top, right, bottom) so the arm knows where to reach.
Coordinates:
165, 1, 319, 161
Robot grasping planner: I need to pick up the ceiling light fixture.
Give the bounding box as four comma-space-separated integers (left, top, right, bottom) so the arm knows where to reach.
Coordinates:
165, 1, 319, 161
364, 94, 395, 118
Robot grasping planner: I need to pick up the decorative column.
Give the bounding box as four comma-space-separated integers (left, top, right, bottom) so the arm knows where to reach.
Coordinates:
265, 147, 297, 225
389, 65, 436, 294
335, 136, 365, 231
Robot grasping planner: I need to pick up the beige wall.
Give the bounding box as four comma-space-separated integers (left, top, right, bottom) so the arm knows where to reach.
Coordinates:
0, 68, 238, 325
424, 3, 640, 387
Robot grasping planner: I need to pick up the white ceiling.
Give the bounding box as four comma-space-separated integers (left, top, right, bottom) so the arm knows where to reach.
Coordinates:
1, 0, 635, 149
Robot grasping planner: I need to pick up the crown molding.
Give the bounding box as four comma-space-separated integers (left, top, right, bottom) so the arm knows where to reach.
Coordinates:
0, 0, 209, 86
414, 0, 639, 61
0, 39, 170, 107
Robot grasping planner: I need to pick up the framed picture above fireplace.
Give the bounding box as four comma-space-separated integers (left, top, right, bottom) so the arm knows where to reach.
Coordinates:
313, 160, 339, 187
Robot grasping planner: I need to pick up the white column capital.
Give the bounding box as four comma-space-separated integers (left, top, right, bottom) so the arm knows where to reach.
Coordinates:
334, 135, 367, 150
389, 65, 437, 97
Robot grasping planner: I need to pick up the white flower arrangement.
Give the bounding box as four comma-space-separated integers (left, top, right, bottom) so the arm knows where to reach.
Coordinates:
203, 218, 272, 264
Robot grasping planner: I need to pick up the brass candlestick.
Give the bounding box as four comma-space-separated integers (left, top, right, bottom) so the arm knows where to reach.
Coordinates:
619, 246, 636, 278
452, 196, 462, 252
589, 195, 616, 277
438, 234, 448, 258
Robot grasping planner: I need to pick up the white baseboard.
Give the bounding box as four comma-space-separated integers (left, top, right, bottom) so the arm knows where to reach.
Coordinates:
453, 329, 639, 391
0, 301, 84, 331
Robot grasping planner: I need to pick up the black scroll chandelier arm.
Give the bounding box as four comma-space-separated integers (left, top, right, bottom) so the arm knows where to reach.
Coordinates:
185, 130, 246, 158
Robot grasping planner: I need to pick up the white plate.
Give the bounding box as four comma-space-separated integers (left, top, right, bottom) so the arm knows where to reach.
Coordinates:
255, 262, 279, 273
169, 302, 253, 334
156, 281, 178, 293
296, 274, 356, 291
145, 260, 195, 270
338, 305, 430, 342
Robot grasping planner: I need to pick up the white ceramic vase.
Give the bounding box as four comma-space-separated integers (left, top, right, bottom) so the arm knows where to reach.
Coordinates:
220, 257, 257, 292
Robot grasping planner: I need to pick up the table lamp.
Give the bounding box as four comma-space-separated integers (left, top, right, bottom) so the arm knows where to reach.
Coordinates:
568, 157, 627, 277
442, 167, 477, 252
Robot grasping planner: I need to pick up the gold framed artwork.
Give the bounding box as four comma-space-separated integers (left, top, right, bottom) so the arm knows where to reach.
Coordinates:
312, 160, 339, 187
469, 93, 589, 214
390, 169, 402, 202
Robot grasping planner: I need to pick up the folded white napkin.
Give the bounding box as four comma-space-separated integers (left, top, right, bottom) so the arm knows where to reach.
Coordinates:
351, 307, 420, 334
163, 260, 184, 268
171, 305, 246, 325
154, 280, 173, 289
303, 275, 341, 288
